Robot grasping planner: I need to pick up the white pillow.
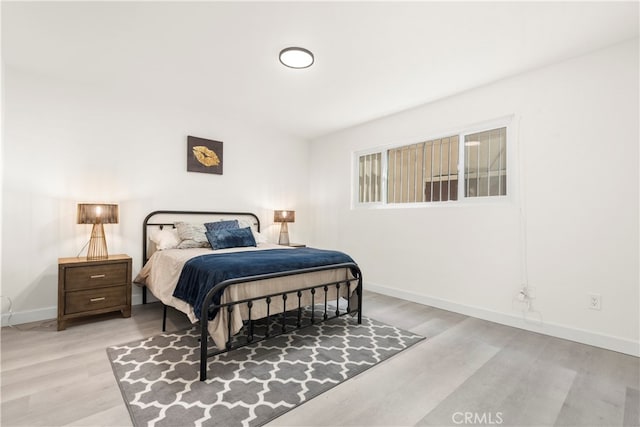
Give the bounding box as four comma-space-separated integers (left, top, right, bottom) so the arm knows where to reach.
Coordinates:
253, 230, 268, 244
174, 221, 210, 248
150, 228, 181, 250
238, 218, 268, 243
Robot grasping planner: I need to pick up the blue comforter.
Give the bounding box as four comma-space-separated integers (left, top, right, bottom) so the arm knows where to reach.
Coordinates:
172, 248, 356, 320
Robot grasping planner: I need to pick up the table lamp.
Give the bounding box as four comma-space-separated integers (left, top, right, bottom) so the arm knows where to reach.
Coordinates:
274, 210, 295, 245
77, 203, 119, 260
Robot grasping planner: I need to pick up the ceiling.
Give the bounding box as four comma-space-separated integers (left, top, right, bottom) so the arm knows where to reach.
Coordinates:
2, 1, 638, 140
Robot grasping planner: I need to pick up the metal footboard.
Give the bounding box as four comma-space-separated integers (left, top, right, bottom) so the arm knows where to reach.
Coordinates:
199, 262, 363, 381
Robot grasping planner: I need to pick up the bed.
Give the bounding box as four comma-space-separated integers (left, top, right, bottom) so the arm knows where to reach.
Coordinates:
134, 210, 363, 381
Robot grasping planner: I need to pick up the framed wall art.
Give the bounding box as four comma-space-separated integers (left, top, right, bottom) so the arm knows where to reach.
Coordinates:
187, 135, 223, 175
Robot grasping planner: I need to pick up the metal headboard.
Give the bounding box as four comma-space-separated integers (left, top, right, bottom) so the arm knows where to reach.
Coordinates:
140, 210, 261, 304
142, 210, 261, 265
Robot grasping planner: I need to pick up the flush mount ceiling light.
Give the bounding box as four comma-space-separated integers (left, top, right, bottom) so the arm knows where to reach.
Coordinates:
279, 47, 314, 69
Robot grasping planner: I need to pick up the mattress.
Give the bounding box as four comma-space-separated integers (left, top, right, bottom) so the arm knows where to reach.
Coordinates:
135, 243, 355, 348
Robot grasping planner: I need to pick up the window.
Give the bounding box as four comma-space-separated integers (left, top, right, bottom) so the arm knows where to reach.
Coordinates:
464, 127, 507, 198
387, 135, 459, 203
358, 152, 382, 203
355, 121, 509, 206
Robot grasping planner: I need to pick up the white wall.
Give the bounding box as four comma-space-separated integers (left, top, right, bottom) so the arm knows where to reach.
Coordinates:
3, 39, 638, 356
309, 39, 639, 355
0, 59, 5, 318
1, 66, 310, 323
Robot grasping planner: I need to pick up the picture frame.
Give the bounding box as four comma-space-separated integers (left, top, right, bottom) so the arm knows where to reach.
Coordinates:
187, 135, 223, 175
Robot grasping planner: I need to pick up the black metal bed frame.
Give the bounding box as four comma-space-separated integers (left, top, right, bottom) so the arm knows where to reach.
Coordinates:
139, 210, 363, 381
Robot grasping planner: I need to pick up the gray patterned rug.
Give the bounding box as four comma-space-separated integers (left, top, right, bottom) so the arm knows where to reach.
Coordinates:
107, 315, 424, 427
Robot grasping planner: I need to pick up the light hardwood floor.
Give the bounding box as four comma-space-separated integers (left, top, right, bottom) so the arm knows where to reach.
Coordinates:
1, 291, 638, 426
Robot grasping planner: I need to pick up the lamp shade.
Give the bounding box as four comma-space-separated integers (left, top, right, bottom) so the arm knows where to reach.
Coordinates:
274, 210, 295, 223
77, 203, 119, 224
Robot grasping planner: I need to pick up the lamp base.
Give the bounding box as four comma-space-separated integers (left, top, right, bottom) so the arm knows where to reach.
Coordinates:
278, 222, 290, 246
87, 223, 109, 260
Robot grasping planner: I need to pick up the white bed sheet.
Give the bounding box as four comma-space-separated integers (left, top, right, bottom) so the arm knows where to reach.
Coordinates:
134, 243, 354, 348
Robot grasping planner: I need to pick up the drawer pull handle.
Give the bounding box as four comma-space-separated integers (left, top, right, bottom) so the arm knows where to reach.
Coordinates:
90, 297, 106, 302
90, 274, 106, 279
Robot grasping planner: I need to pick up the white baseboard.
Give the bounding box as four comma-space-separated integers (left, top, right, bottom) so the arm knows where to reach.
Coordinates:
1, 292, 148, 327
132, 292, 145, 306
365, 282, 640, 357
4, 286, 638, 357
1, 306, 57, 327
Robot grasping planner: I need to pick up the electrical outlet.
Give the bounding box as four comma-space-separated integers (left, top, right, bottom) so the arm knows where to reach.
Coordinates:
588, 293, 601, 310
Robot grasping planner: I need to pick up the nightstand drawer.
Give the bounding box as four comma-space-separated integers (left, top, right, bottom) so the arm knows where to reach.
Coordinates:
65, 263, 128, 290
65, 286, 126, 314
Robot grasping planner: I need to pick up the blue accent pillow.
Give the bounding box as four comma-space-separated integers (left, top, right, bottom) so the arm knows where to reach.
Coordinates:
204, 220, 239, 233
206, 227, 257, 250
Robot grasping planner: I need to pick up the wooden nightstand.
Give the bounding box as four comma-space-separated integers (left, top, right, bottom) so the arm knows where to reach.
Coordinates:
57, 254, 132, 331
